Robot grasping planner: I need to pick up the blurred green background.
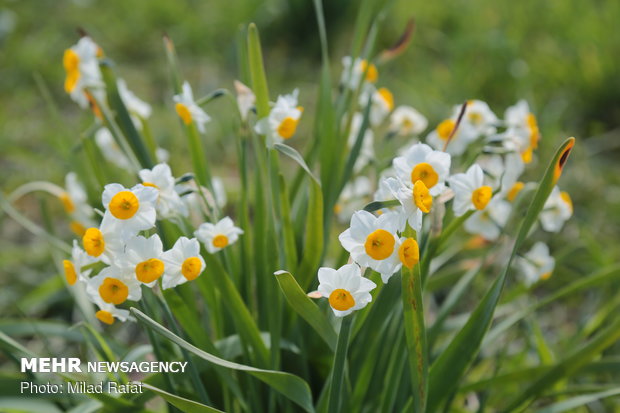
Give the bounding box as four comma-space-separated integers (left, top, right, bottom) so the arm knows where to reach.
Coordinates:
1, 0, 620, 396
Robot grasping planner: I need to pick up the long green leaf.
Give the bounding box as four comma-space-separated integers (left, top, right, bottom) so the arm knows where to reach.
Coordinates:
401, 263, 427, 413
131, 308, 315, 413
534, 387, 620, 413
247, 23, 270, 119
274, 143, 319, 184
502, 316, 620, 411
142, 383, 224, 413
297, 180, 324, 290
274, 270, 337, 350
484, 264, 620, 345
426, 138, 576, 411
203, 254, 270, 367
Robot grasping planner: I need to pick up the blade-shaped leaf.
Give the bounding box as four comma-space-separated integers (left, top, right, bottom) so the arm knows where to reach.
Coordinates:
297, 179, 324, 290
533, 387, 620, 413
142, 383, 224, 413
274, 270, 337, 350
501, 317, 620, 412
131, 308, 315, 413
426, 138, 576, 411
274, 143, 319, 184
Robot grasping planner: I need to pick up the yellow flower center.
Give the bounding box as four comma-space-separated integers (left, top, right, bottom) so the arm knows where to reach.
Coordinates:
213, 234, 229, 249
329, 288, 356, 311
83, 227, 105, 257
142, 182, 159, 189
471, 186, 492, 210
402, 118, 414, 134
333, 203, 343, 214
436, 119, 456, 140
59, 192, 75, 213
507, 182, 525, 202
527, 113, 540, 149
540, 271, 552, 280
277, 117, 299, 139
560, 191, 573, 213
468, 112, 483, 125
63, 260, 77, 286
378, 87, 394, 111
135, 258, 165, 283
398, 238, 420, 269
96, 310, 115, 325
63, 49, 80, 93
109, 191, 140, 220
413, 180, 433, 213
99, 277, 129, 305
70, 220, 87, 236
411, 162, 439, 189
175, 103, 193, 125
360, 60, 378, 83
181, 257, 203, 281
364, 229, 395, 260
521, 146, 533, 164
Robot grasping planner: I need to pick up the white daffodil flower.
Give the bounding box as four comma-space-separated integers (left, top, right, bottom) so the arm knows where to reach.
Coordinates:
448, 164, 493, 217
360, 86, 394, 126
540, 186, 573, 232
501, 100, 540, 163
63, 36, 104, 109
339, 210, 402, 283
81, 222, 125, 264
389, 106, 428, 136
340, 56, 378, 90
122, 235, 165, 287
234, 80, 256, 121
173, 81, 211, 133
383, 177, 431, 233
87, 265, 142, 306
117, 79, 152, 120
139, 163, 188, 218
476, 153, 524, 195
63, 240, 98, 286
347, 112, 375, 172
461, 100, 498, 135
101, 183, 158, 234
426, 116, 478, 156
162, 237, 206, 290
517, 242, 555, 286
334, 176, 373, 224
317, 264, 376, 317
393, 143, 451, 196
94, 302, 132, 325
195, 216, 244, 254
464, 198, 511, 241
255, 89, 303, 147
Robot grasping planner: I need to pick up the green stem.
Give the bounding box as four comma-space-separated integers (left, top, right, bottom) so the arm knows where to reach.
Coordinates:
401, 239, 428, 412
327, 316, 353, 413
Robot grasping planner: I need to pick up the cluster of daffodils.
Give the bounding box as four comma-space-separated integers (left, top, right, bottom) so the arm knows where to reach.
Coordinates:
319, 82, 573, 316
59, 36, 255, 325
60, 163, 243, 325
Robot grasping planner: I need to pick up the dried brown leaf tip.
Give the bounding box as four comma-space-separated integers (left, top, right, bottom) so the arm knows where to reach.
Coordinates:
554, 137, 575, 183
379, 18, 415, 63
